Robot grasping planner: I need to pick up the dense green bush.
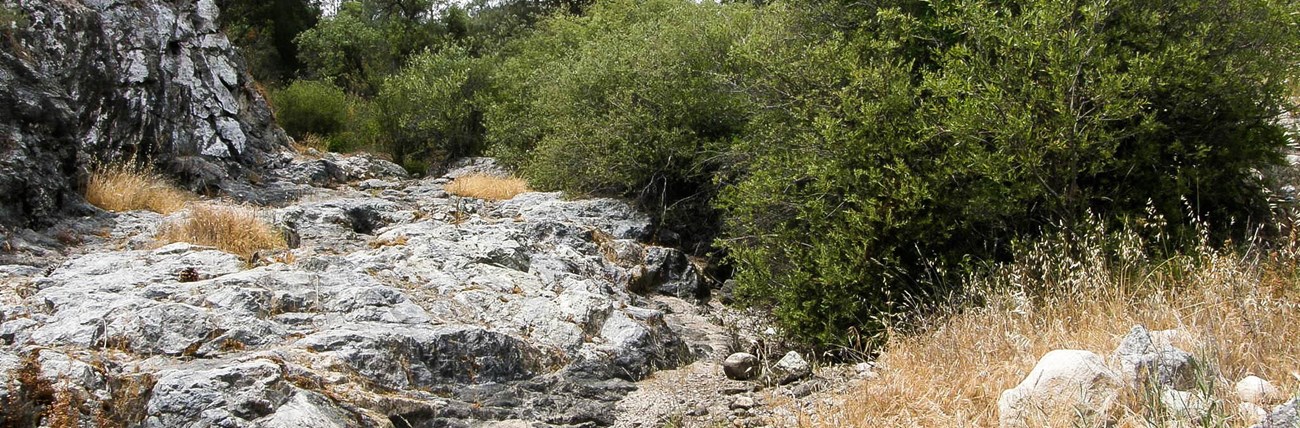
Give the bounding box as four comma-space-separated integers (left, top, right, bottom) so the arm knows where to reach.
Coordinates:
719, 0, 1300, 346
270, 79, 351, 139
486, 0, 756, 245
376, 46, 489, 168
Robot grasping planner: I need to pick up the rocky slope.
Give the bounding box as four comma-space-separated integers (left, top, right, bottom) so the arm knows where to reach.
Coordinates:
0, 0, 288, 229
0, 154, 744, 427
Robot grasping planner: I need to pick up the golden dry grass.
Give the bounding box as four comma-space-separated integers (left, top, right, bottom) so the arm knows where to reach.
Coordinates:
291, 133, 330, 156
155, 204, 286, 260
815, 228, 1300, 428
85, 164, 192, 214
445, 173, 530, 201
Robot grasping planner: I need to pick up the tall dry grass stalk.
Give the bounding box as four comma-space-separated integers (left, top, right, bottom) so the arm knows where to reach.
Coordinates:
155, 204, 286, 260
445, 173, 530, 201
817, 222, 1300, 428
85, 164, 192, 214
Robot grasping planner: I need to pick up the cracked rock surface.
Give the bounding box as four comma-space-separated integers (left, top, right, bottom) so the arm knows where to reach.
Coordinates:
0, 156, 723, 427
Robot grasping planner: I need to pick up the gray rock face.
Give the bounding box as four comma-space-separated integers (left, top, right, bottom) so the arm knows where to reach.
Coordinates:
1111, 325, 1198, 391
0, 159, 707, 426
0, 0, 288, 228
1254, 399, 1299, 428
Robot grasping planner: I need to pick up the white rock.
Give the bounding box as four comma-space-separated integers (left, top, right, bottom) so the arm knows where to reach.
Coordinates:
1241, 402, 1269, 425
998, 350, 1123, 428
772, 351, 811, 384
1237, 375, 1286, 405
1161, 389, 1213, 420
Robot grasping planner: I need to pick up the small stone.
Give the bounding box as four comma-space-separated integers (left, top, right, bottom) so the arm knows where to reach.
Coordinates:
772, 351, 811, 384
1161, 389, 1212, 420
1237, 376, 1286, 405
1241, 402, 1268, 425
730, 396, 756, 410
723, 352, 760, 380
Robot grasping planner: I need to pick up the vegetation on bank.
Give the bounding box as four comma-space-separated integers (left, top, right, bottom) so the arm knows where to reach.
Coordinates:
221, 0, 1300, 349
821, 220, 1300, 427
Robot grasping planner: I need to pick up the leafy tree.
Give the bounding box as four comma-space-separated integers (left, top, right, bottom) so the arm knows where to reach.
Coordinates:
295, 0, 445, 94
218, 0, 320, 83
376, 46, 489, 169
486, 0, 757, 246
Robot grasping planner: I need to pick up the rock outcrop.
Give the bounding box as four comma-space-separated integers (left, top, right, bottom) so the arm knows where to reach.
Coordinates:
0, 0, 288, 228
0, 155, 718, 426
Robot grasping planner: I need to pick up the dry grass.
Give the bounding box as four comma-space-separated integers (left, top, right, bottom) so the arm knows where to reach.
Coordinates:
155, 204, 286, 260
291, 133, 330, 156
85, 163, 192, 214
816, 224, 1300, 428
445, 173, 530, 201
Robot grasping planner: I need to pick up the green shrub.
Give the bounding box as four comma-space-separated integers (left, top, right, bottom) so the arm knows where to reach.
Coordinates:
719, 0, 1300, 347
0, 3, 28, 32
270, 79, 350, 139
375, 45, 489, 167
485, 0, 756, 244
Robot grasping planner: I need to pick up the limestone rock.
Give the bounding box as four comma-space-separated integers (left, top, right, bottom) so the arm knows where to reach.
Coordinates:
1111, 325, 1198, 390
1161, 389, 1213, 420
1242, 402, 1269, 425
0, 161, 704, 426
723, 352, 760, 381
771, 351, 812, 385
1238, 375, 1287, 405
998, 350, 1123, 428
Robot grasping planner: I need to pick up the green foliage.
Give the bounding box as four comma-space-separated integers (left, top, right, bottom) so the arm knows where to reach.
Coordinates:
719, 0, 1300, 346
294, 2, 394, 94
376, 46, 489, 166
218, 0, 320, 83
0, 2, 28, 38
486, 0, 756, 245
270, 80, 351, 139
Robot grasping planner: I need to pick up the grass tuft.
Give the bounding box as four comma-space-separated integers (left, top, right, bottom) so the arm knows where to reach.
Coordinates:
85, 164, 192, 214
445, 173, 530, 201
155, 204, 286, 260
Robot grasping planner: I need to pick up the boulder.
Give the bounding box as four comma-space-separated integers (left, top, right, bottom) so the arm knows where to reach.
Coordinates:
1111, 325, 1199, 391
639, 246, 705, 299
723, 352, 760, 381
998, 350, 1124, 428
